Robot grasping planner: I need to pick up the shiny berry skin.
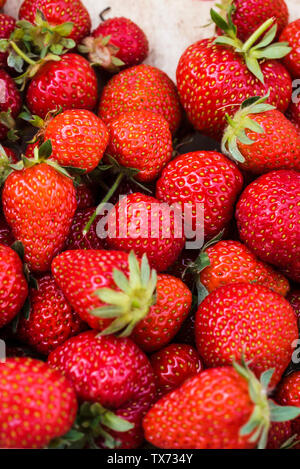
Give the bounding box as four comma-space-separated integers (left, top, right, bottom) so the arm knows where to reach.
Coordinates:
267, 419, 293, 449
280, 19, 300, 79
0, 70, 22, 141
48, 331, 156, 449
92, 16, 149, 68
64, 207, 104, 251
131, 274, 192, 352
0, 357, 77, 449
2, 163, 77, 273
26, 53, 98, 119
143, 366, 256, 449
176, 39, 292, 140
0, 14, 16, 68
19, 0, 91, 44
156, 151, 243, 240
236, 170, 300, 282
276, 371, 300, 436
0, 244, 28, 329
199, 240, 290, 296
98, 64, 182, 135
75, 183, 95, 209
195, 283, 298, 388
106, 193, 186, 272
150, 343, 202, 397
16, 274, 85, 356
107, 110, 173, 182
287, 290, 300, 328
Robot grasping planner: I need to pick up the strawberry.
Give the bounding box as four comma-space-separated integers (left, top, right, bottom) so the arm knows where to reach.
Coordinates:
267, 419, 295, 449
64, 207, 104, 251
216, 0, 289, 42
195, 239, 290, 297
81, 15, 149, 71
18, 0, 91, 44
26, 53, 98, 119
287, 290, 300, 327
176, 10, 292, 140
107, 110, 173, 182
280, 19, 300, 79
16, 273, 85, 355
98, 64, 182, 135
222, 96, 300, 174
0, 69, 22, 141
287, 99, 300, 134
236, 170, 300, 282
0, 212, 14, 245
0, 14, 16, 68
150, 343, 202, 398
75, 183, 95, 209
48, 331, 156, 449
143, 362, 300, 449
156, 151, 243, 240
0, 244, 28, 328
195, 283, 298, 388
276, 372, 300, 436
0, 357, 77, 448
2, 143, 77, 273
106, 193, 186, 271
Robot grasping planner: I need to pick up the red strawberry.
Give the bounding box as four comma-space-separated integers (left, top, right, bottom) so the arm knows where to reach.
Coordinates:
26, 53, 98, 119
0, 14, 16, 68
64, 207, 104, 251
156, 151, 243, 240
236, 170, 300, 282
106, 193, 185, 271
287, 290, 300, 328
195, 283, 298, 388
0, 212, 14, 245
16, 273, 85, 355
48, 331, 156, 449
75, 183, 95, 209
222, 96, 300, 174
98, 64, 182, 135
150, 343, 202, 397
280, 19, 300, 79
276, 372, 300, 436
0, 244, 28, 328
19, 0, 91, 44
0, 69, 22, 140
0, 357, 77, 448
107, 110, 173, 182
267, 419, 294, 449
176, 11, 292, 140
143, 363, 300, 449
287, 99, 300, 134
197, 240, 290, 297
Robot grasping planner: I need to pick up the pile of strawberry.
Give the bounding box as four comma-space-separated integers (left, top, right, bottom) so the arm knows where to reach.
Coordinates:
0, 0, 299, 450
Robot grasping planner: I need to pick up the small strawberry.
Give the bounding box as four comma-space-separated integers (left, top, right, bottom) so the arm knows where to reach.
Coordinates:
106, 193, 185, 271
176, 9, 292, 140
0, 69, 22, 141
143, 362, 300, 449
0, 357, 77, 448
26, 53, 98, 119
0, 14, 16, 68
222, 95, 300, 174
75, 183, 95, 209
64, 207, 104, 251
267, 418, 295, 449
2, 142, 77, 272
48, 331, 156, 449
16, 273, 85, 355
156, 151, 243, 240
280, 19, 300, 79
236, 170, 300, 282
0, 244, 28, 329
0, 212, 14, 245
18, 0, 91, 44
287, 290, 300, 327
98, 64, 182, 135
276, 372, 300, 436
150, 343, 202, 398
195, 283, 298, 388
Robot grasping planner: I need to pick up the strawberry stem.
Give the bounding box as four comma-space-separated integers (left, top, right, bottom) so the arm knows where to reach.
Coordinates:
242, 18, 275, 53
10, 41, 36, 66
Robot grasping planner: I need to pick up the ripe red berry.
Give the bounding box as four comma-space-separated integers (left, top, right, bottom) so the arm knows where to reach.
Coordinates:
280, 19, 300, 78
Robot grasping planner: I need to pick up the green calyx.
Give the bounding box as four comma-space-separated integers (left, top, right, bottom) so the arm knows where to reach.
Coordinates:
234, 358, 300, 449
0, 110, 18, 142
91, 251, 157, 337
0, 144, 14, 185
221, 94, 275, 163
79, 35, 125, 72
211, 6, 292, 83
50, 402, 134, 449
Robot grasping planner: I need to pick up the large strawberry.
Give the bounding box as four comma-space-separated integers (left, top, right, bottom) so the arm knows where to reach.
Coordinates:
48, 331, 156, 449
0, 14, 16, 68
2, 142, 77, 272
0, 69, 22, 141
0, 244, 28, 328
222, 96, 300, 174
26, 53, 98, 119
16, 273, 85, 355
195, 283, 298, 388
107, 110, 173, 182
106, 193, 185, 271
18, 0, 91, 44
276, 372, 300, 436
0, 357, 77, 448
98, 64, 182, 134
280, 19, 300, 79
176, 9, 292, 140
156, 151, 243, 240
236, 170, 300, 282
143, 362, 300, 449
